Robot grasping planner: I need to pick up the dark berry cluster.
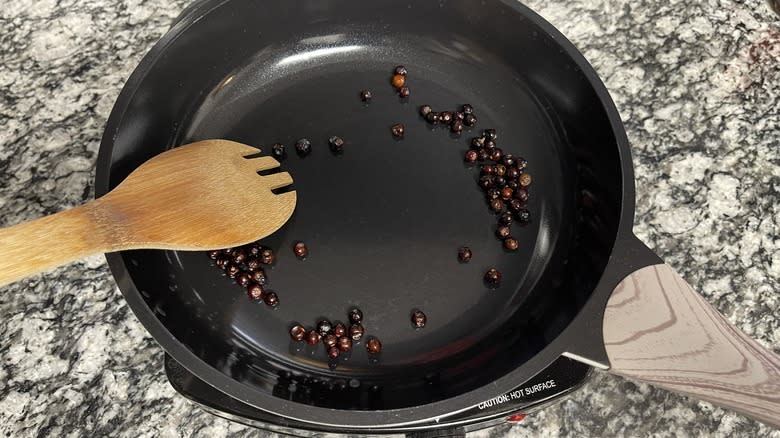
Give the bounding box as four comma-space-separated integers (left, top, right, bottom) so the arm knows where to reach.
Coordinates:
420, 103, 476, 135
465, 128, 532, 251
391, 65, 410, 98
207, 244, 279, 307
289, 307, 381, 366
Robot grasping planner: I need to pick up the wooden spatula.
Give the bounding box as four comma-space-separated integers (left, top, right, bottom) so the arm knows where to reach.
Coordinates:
0, 139, 296, 287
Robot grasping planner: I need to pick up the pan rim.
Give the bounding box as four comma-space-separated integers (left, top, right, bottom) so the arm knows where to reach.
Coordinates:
95, 0, 637, 428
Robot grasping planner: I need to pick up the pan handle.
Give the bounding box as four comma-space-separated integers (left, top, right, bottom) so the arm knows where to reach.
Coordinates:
603, 263, 780, 427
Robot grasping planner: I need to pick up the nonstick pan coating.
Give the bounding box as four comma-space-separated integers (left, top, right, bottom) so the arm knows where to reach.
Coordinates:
96, 0, 636, 428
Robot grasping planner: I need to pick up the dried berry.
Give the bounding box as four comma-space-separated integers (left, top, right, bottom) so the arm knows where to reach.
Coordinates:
246, 256, 261, 271
477, 149, 490, 162
500, 186, 514, 201
236, 272, 252, 287
338, 336, 353, 352
247, 282, 264, 300
207, 250, 220, 260
516, 208, 531, 224
478, 175, 494, 190
290, 325, 307, 341
480, 164, 494, 175
440, 111, 453, 124
360, 90, 372, 102
329, 136, 345, 154
499, 211, 513, 225
484, 268, 501, 286
250, 269, 266, 285
271, 143, 286, 161
464, 149, 478, 163
506, 167, 520, 180
494, 164, 506, 177
450, 119, 464, 134
306, 330, 321, 345
490, 198, 504, 213
426, 112, 440, 125
333, 322, 347, 337
348, 308, 363, 324
259, 248, 275, 265
391, 74, 405, 89
316, 319, 333, 336
366, 337, 382, 354
486, 188, 500, 200
483, 129, 497, 141
508, 198, 524, 212
399, 86, 410, 98
504, 238, 519, 251
394, 65, 408, 76
231, 249, 247, 264
323, 334, 338, 348
391, 123, 405, 138
349, 323, 365, 341
471, 136, 486, 149
489, 148, 503, 162
225, 263, 240, 278
295, 138, 312, 156
519, 173, 532, 187
502, 154, 516, 167
293, 241, 308, 259
263, 291, 279, 307
514, 188, 529, 203
496, 225, 511, 239
464, 114, 477, 127
411, 310, 427, 328
462, 104, 474, 115
328, 346, 340, 359
420, 105, 432, 117
458, 246, 472, 262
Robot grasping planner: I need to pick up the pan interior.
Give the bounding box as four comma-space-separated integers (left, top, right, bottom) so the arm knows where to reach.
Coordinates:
107, 0, 623, 411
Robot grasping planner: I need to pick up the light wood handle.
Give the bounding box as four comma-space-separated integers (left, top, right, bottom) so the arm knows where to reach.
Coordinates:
0, 203, 108, 287
604, 264, 780, 427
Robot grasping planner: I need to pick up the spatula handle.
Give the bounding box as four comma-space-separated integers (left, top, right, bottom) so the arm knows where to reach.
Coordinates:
603, 264, 780, 427
0, 203, 108, 287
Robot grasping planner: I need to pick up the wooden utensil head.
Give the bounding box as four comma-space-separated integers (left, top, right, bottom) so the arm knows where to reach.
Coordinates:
100, 139, 296, 251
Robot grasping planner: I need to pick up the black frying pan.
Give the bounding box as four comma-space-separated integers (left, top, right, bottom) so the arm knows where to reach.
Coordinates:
95, 0, 780, 430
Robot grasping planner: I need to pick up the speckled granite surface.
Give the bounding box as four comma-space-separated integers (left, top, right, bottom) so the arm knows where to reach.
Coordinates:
0, 0, 778, 436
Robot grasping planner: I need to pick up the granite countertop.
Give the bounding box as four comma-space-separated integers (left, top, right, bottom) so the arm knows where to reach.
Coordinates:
1, 0, 778, 436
